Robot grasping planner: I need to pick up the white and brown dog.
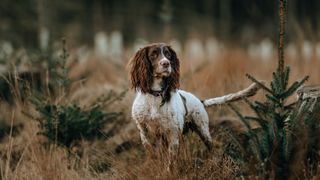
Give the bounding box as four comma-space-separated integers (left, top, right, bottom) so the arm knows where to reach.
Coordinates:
128, 43, 213, 158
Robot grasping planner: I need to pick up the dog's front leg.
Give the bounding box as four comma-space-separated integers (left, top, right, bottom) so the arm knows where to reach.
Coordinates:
167, 129, 180, 170
137, 123, 153, 152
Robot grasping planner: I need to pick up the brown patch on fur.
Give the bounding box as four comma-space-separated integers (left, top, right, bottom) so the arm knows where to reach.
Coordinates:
128, 47, 153, 93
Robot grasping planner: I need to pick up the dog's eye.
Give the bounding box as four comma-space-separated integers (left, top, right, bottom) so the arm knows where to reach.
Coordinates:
164, 50, 171, 59
149, 51, 158, 60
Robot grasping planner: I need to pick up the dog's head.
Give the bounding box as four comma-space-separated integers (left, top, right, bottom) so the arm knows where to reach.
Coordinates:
128, 43, 180, 93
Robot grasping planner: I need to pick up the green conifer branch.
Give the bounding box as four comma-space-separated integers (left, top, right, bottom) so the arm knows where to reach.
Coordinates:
271, 71, 283, 95
246, 73, 273, 94
280, 76, 309, 99
283, 66, 290, 90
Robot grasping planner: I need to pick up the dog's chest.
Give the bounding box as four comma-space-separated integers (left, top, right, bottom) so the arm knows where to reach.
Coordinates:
132, 94, 184, 130
145, 98, 174, 121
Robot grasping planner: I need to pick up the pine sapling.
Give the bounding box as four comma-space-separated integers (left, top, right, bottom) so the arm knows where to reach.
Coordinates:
229, 0, 309, 178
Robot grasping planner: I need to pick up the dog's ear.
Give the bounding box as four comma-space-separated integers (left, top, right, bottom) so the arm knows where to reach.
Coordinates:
128, 46, 153, 93
168, 46, 180, 89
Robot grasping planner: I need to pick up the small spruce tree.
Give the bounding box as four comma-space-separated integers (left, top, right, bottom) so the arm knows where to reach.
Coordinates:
31, 39, 125, 147
228, 0, 309, 178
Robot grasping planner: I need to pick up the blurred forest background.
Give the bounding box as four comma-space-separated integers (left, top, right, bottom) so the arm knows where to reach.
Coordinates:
1, 0, 320, 54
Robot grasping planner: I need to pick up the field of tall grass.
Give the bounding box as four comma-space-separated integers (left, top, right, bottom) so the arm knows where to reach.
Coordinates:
0, 43, 320, 179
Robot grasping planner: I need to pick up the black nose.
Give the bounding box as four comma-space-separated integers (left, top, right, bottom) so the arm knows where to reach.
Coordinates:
161, 60, 170, 68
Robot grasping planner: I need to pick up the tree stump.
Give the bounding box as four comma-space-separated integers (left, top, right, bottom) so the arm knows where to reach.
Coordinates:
297, 85, 320, 112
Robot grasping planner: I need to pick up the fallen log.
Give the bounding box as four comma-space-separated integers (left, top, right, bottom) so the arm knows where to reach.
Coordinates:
203, 81, 264, 107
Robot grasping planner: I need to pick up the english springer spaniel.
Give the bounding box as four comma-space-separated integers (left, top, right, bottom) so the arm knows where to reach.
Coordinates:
129, 43, 213, 159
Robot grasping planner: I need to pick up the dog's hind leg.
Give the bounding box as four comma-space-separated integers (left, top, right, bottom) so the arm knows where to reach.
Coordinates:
191, 112, 213, 151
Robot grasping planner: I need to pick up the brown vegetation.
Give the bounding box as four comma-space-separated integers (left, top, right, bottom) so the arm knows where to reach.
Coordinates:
0, 47, 320, 179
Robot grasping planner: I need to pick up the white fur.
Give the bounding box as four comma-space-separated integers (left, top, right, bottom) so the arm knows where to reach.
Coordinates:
131, 89, 212, 155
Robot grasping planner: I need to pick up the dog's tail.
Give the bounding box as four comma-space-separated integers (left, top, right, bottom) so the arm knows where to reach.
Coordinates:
202, 82, 263, 107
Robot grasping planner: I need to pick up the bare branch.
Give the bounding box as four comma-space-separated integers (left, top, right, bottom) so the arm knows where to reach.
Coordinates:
203, 81, 264, 107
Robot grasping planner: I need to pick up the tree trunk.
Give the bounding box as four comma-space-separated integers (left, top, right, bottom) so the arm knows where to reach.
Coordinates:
220, 0, 231, 41
37, 0, 50, 52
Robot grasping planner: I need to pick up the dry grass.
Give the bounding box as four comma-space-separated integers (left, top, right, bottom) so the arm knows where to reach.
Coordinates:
0, 47, 320, 179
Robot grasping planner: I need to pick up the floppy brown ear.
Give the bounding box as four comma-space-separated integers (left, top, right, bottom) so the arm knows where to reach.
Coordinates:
168, 46, 180, 90
128, 47, 153, 93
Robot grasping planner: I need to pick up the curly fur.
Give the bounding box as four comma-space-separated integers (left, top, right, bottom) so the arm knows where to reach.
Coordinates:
129, 44, 180, 104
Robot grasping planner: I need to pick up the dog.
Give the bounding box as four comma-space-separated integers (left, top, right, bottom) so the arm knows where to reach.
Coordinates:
128, 43, 213, 159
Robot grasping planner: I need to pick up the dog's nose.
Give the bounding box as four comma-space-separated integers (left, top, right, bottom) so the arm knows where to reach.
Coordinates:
160, 60, 170, 68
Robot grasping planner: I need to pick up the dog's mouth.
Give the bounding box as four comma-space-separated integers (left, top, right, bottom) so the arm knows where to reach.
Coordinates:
162, 69, 170, 73
155, 68, 171, 77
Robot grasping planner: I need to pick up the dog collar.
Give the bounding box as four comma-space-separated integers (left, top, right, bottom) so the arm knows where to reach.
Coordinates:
149, 90, 164, 97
